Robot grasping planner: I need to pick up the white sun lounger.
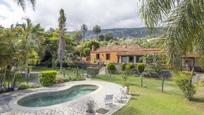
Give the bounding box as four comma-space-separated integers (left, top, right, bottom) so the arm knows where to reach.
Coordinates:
104, 94, 113, 105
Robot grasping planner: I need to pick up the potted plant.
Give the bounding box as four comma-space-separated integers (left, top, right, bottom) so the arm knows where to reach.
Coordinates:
86, 100, 95, 115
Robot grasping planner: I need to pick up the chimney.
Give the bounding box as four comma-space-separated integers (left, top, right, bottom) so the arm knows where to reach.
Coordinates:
92, 45, 95, 51
123, 44, 127, 48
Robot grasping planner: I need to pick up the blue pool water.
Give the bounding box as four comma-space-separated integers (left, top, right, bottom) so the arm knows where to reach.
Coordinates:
18, 85, 98, 107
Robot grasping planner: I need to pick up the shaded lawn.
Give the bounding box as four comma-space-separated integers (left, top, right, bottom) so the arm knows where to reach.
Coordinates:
94, 74, 204, 115
4, 67, 86, 88
32, 67, 86, 81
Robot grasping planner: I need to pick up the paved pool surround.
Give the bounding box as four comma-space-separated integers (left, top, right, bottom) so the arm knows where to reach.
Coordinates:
1, 80, 130, 115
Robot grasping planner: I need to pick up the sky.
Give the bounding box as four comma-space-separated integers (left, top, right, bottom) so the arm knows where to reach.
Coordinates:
0, 0, 144, 31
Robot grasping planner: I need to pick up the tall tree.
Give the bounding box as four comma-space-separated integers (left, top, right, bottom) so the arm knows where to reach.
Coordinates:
81, 24, 88, 41
93, 25, 101, 39
72, 31, 83, 42
0, 27, 23, 90
105, 32, 113, 41
0, 20, 43, 90
16, 0, 36, 10
44, 29, 58, 68
140, 0, 204, 69
16, 19, 44, 69
58, 9, 67, 72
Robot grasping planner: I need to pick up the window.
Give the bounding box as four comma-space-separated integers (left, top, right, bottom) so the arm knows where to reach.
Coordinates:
121, 56, 128, 63
96, 54, 100, 60
129, 56, 134, 63
106, 54, 110, 60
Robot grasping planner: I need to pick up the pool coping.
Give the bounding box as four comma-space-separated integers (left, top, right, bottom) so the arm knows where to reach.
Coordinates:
9, 82, 103, 112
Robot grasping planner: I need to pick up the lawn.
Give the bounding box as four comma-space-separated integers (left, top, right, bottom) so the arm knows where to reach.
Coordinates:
32, 67, 86, 81
0, 67, 86, 93
94, 74, 204, 115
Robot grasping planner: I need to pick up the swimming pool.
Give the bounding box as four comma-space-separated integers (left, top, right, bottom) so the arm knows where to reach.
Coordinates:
18, 85, 98, 107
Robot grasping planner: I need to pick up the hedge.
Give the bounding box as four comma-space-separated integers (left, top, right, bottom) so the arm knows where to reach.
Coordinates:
127, 64, 134, 70
107, 63, 116, 74
121, 63, 126, 71
137, 64, 145, 74
40, 70, 57, 86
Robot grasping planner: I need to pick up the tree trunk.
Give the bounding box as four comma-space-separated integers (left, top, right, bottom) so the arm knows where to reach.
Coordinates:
25, 56, 29, 84
190, 66, 195, 88
83, 31, 86, 41
0, 72, 3, 90
11, 66, 17, 90
76, 67, 79, 77
161, 76, 165, 92
2, 69, 6, 90
60, 58, 63, 73
140, 75, 143, 87
52, 57, 55, 69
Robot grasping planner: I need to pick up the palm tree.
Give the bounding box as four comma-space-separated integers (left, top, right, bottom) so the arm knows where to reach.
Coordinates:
93, 25, 101, 39
0, 26, 29, 90
16, 0, 36, 10
140, 0, 204, 68
15, 19, 44, 84
17, 19, 43, 67
44, 29, 58, 69
81, 24, 88, 41
58, 9, 67, 72
0, 27, 19, 90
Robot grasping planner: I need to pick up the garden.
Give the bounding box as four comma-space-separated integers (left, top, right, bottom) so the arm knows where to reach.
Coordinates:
1, 0, 204, 115
94, 63, 204, 115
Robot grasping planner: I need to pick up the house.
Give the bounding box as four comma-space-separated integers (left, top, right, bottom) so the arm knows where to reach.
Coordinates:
90, 44, 203, 72
182, 53, 202, 71
90, 45, 161, 64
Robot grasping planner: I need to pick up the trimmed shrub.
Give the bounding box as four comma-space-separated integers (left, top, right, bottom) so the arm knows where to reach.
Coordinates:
107, 63, 116, 74
174, 72, 196, 100
121, 63, 126, 71
126, 64, 137, 74
40, 70, 57, 86
127, 64, 134, 70
137, 64, 145, 74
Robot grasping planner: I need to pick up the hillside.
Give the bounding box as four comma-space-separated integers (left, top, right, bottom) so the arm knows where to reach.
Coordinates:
85, 27, 163, 39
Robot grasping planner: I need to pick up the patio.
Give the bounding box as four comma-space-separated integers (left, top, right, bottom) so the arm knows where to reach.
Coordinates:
0, 80, 130, 115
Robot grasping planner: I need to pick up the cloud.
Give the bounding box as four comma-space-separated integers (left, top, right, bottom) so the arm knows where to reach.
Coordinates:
0, 0, 144, 31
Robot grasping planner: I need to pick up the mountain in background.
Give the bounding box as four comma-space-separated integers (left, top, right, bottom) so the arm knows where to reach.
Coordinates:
85, 27, 163, 39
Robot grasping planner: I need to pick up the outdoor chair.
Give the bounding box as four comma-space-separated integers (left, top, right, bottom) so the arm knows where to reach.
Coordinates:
104, 94, 113, 105
116, 87, 128, 103
121, 86, 128, 98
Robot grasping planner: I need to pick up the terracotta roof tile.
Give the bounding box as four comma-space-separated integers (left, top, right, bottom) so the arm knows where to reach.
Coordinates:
91, 45, 161, 55
92, 45, 142, 52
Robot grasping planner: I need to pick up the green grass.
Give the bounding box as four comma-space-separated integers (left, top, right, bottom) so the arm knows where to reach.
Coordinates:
1, 67, 86, 92
32, 66, 56, 72
94, 74, 204, 115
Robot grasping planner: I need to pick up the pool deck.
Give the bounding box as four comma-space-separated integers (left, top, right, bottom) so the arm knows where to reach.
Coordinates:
0, 80, 130, 115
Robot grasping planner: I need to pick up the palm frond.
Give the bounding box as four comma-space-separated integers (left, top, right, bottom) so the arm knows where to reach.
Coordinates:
141, 0, 204, 67
15, 0, 36, 10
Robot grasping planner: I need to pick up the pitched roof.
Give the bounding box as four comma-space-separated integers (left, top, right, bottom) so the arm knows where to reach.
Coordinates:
91, 45, 161, 55
92, 44, 142, 53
